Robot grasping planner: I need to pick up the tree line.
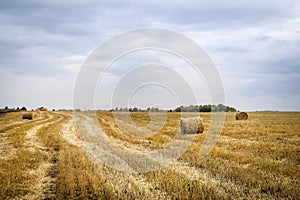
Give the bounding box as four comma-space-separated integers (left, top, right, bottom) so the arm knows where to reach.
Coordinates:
111, 104, 237, 112
0, 106, 27, 114
174, 104, 237, 112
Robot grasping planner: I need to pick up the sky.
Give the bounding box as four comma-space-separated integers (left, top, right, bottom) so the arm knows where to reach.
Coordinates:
0, 0, 299, 111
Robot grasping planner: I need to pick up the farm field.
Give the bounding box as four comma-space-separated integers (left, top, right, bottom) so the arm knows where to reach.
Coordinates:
0, 111, 299, 199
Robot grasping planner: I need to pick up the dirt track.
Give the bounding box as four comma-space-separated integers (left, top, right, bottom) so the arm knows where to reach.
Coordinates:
0, 111, 173, 199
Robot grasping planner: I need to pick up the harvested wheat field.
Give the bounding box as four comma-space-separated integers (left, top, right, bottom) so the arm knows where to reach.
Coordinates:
0, 111, 299, 199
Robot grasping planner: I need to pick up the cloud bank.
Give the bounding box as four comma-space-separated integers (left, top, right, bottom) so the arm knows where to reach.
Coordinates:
0, 0, 299, 111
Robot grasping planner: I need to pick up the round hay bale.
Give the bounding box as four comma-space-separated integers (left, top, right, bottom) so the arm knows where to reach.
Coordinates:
36, 107, 48, 111
235, 112, 248, 120
22, 112, 33, 120
180, 117, 204, 134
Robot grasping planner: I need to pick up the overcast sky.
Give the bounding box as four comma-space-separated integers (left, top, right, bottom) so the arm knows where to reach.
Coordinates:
0, 0, 299, 111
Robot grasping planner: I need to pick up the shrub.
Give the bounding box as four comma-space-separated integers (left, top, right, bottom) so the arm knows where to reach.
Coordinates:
20, 106, 27, 111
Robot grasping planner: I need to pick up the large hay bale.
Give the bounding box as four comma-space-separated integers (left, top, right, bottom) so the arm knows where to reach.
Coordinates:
235, 112, 248, 120
22, 112, 33, 120
180, 117, 204, 134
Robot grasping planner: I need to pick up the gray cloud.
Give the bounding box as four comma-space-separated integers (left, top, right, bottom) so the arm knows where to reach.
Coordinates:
0, 0, 299, 110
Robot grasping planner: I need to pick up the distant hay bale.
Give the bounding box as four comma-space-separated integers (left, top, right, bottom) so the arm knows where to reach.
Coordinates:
22, 112, 33, 120
235, 112, 248, 120
180, 117, 204, 134
36, 107, 48, 111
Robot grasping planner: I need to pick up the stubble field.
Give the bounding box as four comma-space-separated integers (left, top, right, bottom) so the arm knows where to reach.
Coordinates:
0, 111, 299, 199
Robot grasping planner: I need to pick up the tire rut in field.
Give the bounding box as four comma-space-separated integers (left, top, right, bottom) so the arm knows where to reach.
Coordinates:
59, 114, 82, 147
21, 112, 65, 200
40, 113, 68, 200
74, 112, 172, 199
0, 112, 50, 133
23, 113, 57, 151
42, 144, 60, 200
0, 112, 51, 160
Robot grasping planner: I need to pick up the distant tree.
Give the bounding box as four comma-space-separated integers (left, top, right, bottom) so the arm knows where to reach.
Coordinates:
175, 106, 182, 112
200, 105, 211, 112
174, 104, 237, 113
226, 106, 237, 112
217, 104, 227, 112
150, 107, 159, 112
20, 106, 27, 111
211, 105, 217, 112
4, 106, 8, 110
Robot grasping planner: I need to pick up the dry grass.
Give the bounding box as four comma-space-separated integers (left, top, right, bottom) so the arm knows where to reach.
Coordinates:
0, 111, 299, 199
0, 111, 113, 199
0, 111, 56, 199
97, 111, 300, 199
